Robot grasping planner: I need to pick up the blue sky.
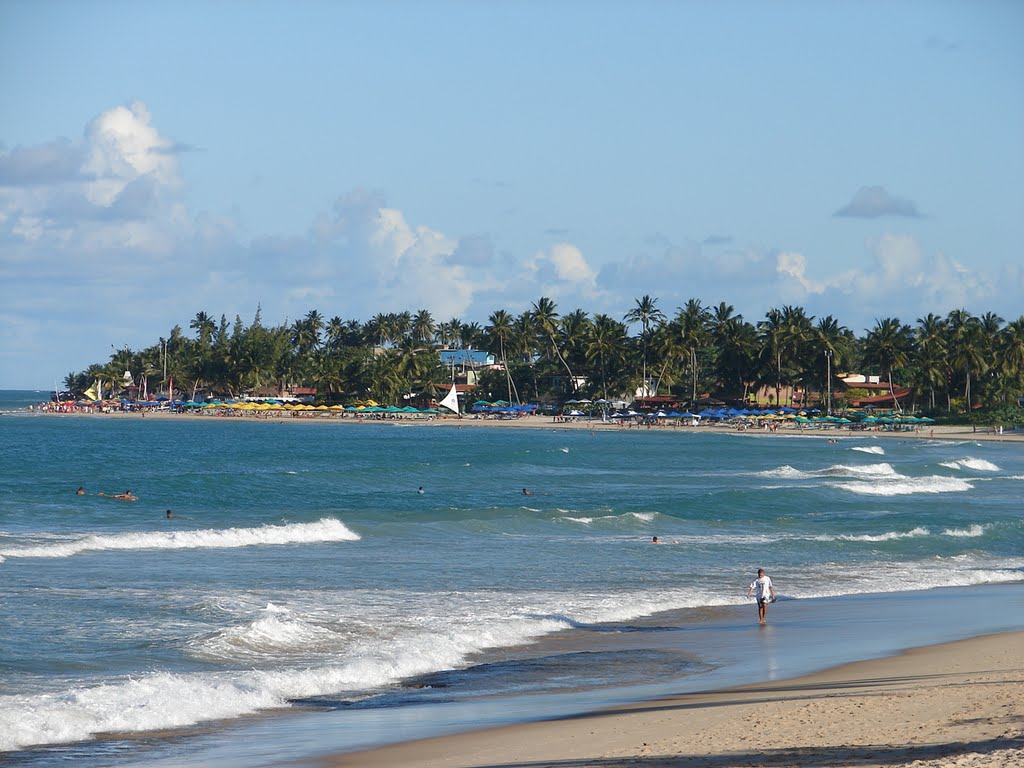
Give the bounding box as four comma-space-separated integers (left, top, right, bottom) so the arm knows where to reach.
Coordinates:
1, 0, 1022, 390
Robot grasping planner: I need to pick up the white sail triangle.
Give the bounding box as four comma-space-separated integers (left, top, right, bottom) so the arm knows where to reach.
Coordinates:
438, 383, 460, 414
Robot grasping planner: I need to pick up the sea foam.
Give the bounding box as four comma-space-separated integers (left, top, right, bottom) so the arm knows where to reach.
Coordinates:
838, 476, 973, 496
0, 518, 359, 561
943, 524, 988, 537
939, 458, 1001, 472
850, 445, 885, 455
0, 586, 725, 751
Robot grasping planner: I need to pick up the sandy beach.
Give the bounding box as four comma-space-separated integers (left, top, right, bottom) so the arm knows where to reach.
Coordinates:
328, 630, 1024, 768
24, 407, 1024, 444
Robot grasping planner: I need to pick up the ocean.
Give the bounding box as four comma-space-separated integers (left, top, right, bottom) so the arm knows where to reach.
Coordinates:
1, 390, 1022, 767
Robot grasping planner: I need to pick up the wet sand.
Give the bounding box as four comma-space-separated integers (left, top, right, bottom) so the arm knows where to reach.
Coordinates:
328, 630, 1024, 768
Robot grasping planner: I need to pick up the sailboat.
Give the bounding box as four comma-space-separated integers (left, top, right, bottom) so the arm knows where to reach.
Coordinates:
438, 382, 460, 415
83, 379, 102, 402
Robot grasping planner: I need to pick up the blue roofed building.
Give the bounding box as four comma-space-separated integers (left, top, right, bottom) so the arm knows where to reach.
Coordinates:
438, 349, 496, 368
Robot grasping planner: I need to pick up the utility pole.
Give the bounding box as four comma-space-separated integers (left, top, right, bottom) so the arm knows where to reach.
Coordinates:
825, 348, 833, 416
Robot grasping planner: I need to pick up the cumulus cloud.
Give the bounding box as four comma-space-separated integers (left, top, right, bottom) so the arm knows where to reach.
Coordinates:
524, 243, 599, 300
834, 186, 922, 219
0, 100, 189, 266
309, 193, 480, 319
773, 233, 1009, 328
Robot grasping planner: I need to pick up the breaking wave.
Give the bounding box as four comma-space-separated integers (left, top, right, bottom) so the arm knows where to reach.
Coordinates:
850, 445, 885, 455
938, 458, 1001, 472
0, 519, 360, 561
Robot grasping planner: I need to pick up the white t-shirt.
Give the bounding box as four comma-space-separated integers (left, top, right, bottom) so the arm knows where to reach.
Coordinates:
750, 575, 773, 601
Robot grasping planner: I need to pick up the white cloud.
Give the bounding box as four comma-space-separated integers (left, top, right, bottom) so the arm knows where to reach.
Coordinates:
549, 243, 596, 285
773, 233, 1012, 328
0, 100, 188, 266
525, 243, 598, 299
81, 101, 180, 207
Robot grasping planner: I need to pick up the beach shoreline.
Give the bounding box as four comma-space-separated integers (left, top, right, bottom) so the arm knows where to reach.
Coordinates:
18, 407, 1024, 443
325, 629, 1024, 768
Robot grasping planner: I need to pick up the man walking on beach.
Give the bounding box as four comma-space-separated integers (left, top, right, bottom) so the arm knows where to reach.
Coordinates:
746, 568, 775, 624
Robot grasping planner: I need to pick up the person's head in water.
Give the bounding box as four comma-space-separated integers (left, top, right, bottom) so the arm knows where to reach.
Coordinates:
652, 536, 659, 544
166, 510, 174, 518
76, 486, 85, 495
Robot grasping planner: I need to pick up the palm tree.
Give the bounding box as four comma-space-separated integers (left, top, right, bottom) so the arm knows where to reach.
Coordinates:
757, 306, 814, 406
587, 314, 627, 401
461, 321, 485, 350
649, 321, 683, 399
304, 310, 324, 350
486, 309, 518, 404
412, 309, 435, 346
624, 295, 665, 398
998, 317, 1024, 397
365, 313, 394, 349
325, 316, 347, 352
559, 309, 593, 380
437, 318, 463, 349
813, 316, 852, 414
532, 297, 575, 393
511, 311, 541, 398
190, 311, 216, 345
914, 313, 948, 411
394, 311, 413, 344
862, 317, 914, 412
946, 309, 988, 412
675, 299, 711, 404
713, 315, 758, 402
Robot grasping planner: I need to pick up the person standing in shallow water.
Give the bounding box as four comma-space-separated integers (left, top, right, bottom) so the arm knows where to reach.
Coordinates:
746, 568, 776, 625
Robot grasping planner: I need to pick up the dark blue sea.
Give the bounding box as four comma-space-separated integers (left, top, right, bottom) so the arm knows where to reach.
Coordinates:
1, 391, 1022, 766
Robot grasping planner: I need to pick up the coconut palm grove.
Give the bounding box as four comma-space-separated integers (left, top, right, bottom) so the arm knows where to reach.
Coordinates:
61, 297, 1024, 424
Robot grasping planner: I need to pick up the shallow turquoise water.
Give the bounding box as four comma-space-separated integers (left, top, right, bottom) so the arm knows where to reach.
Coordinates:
1, 404, 1022, 764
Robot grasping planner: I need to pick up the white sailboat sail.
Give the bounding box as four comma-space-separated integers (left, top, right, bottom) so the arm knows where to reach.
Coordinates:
438, 383, 460, 414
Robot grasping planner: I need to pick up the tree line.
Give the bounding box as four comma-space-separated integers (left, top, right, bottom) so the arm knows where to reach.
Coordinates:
64, 298, 1024, 416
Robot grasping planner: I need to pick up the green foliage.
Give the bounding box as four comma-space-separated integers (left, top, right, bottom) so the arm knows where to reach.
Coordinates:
969, 404, 1024, 428
66, 304, 1024, 409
